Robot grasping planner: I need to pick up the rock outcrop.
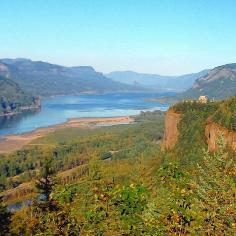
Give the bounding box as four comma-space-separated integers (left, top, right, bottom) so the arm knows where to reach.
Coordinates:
205, 121, 236, 151
161, 109, 236, 152
178, 63, 236, 100
161, 110, 181, 151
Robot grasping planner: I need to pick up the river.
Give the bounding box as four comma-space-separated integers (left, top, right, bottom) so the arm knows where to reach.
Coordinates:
0, 92, 172, 137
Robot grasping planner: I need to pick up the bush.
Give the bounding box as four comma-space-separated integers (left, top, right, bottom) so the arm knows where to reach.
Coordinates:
100, 152, 112, 160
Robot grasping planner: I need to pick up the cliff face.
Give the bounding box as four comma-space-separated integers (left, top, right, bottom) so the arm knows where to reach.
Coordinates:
205, 122, 236, 151
161, 110, 181, 151
161, 109, 236, 152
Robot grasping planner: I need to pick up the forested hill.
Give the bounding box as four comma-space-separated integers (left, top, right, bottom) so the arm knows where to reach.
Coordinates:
0, 75, 40, 115
178, 63, 236, 99
0, 58, 143, 96
107, 69, 209, 92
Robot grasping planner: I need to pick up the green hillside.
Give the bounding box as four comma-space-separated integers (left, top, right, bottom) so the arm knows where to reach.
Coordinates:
179, 63, 236, 100
0, 101, 235, 235
0, 75, 40, 115
0, 59, 142, 96
212, 96, 236, 131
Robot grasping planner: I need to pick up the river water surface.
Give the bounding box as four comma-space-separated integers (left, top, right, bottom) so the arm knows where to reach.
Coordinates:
0, 92, 171, 137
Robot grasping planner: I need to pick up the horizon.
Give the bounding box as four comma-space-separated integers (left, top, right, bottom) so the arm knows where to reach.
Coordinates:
1, 0, 236, 75
1, 56, 214, 76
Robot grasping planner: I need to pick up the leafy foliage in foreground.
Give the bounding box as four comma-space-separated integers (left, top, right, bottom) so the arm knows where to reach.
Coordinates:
145, 142, 236, 235
212, 96, 236, 131
9, 144, 236, 235
0, 196, 11, 235
1, 107, 236, 235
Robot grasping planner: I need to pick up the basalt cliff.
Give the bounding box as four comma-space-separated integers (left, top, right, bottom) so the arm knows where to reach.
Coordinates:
161, 110, 181, 151
161, 98, 236, 152
206, 121, 236, 151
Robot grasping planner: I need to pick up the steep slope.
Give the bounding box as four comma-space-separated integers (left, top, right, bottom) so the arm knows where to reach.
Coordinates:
161, 97, 236, 154
179, 63, 236, 99
107, 70, 209, 91
0, 75, 40, 115
0, 59, 142, 96
160, 109, 181, 150
205, 122, 236, 151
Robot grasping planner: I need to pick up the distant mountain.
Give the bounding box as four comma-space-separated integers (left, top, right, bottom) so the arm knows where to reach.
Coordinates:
179, 63, 236, 99
0, 74, 40, 115
0, 59, 142, 96
107, 70, 209, 92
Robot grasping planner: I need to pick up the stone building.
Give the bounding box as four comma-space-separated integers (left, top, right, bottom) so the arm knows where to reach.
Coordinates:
198, 95, 207, 103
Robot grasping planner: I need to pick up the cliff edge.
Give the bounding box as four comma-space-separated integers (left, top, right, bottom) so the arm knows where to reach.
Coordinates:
161, 112, 236, 152
161, 109, 181, 151
206, 121, 236, 151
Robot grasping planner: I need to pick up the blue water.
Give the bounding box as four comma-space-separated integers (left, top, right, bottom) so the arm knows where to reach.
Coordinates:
0, 92, 171, 137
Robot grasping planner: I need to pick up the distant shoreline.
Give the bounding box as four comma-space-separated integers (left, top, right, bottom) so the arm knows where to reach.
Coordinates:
0, 104, 41, 117
0, 116, 134, 154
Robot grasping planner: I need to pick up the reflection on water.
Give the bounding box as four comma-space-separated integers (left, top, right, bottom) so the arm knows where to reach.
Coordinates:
7, 194, 46, 212
0, 110, 40, 130
0, 92, 172, 136
7, 199, 32, 212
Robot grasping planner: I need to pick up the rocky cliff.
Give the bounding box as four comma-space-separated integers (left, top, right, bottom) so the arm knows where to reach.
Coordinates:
161, 97, 236, 155
205, 121, 236, 151
161, 108, 236, 152
161, 110, 181, 151
178, 63, 236, 100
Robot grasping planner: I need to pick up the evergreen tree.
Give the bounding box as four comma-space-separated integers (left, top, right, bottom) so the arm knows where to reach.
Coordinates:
0, 196, 11, 236
35, 158, 57, 210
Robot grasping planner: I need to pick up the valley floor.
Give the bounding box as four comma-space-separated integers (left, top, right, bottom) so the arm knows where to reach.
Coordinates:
0, 108, 235, 235
0, 116, 134, 154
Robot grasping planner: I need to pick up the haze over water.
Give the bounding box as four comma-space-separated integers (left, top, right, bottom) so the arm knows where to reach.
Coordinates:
0, 92, 170, 137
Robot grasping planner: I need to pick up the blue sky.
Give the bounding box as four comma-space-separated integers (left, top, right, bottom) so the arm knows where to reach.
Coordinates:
1, 0, 236, 75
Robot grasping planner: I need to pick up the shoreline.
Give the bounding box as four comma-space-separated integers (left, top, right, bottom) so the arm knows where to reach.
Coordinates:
0, 116, 134, 154
0, 105, 41, 117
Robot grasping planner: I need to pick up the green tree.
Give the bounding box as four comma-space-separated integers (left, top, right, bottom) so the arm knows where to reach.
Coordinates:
111, 184, 149, 235
192, 141, 236, 234
35, 157, 57, 210
0, 196, 11, 236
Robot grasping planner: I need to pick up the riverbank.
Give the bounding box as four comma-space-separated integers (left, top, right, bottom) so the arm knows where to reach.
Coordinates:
0, 105, 40, 117
147, 96, 179, 104
0, 116, 134, 154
